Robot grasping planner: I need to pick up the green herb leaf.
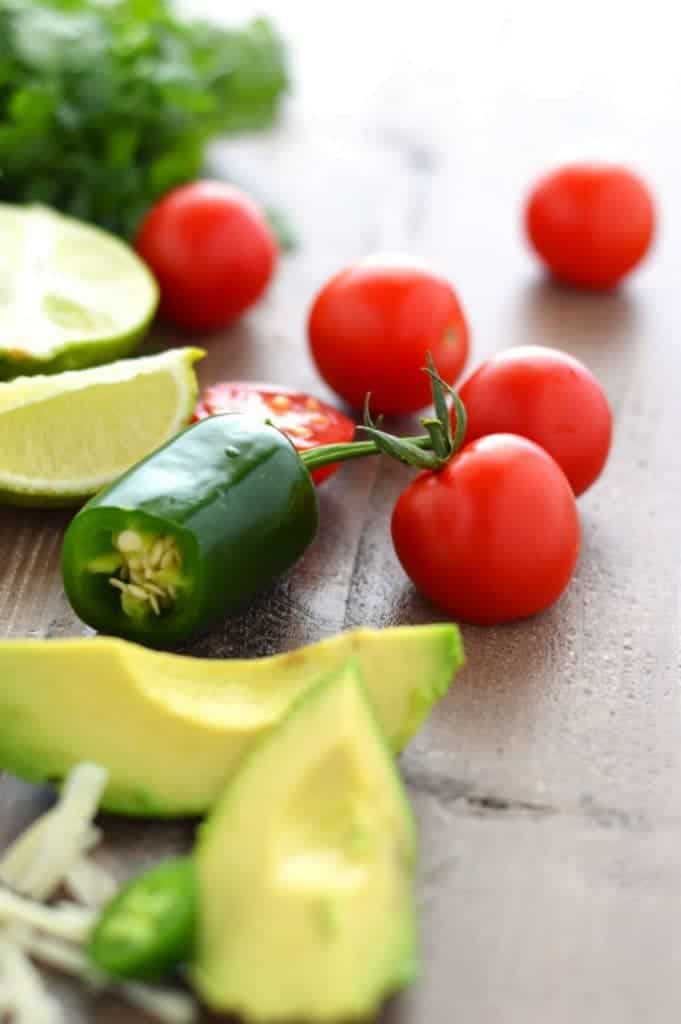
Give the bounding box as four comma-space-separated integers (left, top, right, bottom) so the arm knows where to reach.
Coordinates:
0, 1, 289, 238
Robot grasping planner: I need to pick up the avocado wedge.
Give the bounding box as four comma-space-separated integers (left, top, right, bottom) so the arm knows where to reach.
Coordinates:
0, 624, 462, 817
193, 659, 418, 1022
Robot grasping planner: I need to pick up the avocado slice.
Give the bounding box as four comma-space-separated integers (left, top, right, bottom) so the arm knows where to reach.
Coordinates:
0, 624, 462, 817
193, 659, 418, 1022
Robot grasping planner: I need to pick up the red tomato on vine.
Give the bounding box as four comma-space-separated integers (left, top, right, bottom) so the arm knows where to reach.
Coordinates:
458, 346, 612, 496
392, 434, 580, 625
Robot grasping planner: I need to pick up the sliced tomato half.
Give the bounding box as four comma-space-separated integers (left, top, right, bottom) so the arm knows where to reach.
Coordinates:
193, 382, 356, 484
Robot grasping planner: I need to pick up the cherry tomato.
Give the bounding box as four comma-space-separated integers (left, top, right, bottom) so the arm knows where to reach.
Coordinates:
392, 434, 580, 625
136, 181, 277, 331
525, 163, 655, 289
458, 346, 612, 496
192, 382, 355, 485
307, 256, 470, 415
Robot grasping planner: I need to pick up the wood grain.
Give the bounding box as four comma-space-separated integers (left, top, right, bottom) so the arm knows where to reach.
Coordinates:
2, 1, 681, 1020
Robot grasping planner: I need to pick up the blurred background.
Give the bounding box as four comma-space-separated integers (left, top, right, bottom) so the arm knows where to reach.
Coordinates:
177, 0, 675, 380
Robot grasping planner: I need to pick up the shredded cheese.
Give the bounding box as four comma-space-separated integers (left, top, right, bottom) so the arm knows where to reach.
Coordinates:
0, 935, 64, 1023
0, 766, 107, 901
13, 930, 198, 1024
20, 763, 108, 901
0, 809, 59, 892
0, 890, 96, 943
0, 763, 199, 1024
65, 856, 118, 908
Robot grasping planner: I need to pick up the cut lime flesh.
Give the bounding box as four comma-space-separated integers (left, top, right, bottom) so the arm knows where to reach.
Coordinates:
0, 203, 158, 379
0, 348, 203, 507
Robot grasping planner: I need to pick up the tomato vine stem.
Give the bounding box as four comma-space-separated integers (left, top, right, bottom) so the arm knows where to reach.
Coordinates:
300, 353, 467, 474
300, 435, 432, 472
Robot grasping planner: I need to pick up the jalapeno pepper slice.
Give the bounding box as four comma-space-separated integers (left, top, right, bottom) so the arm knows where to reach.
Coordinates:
87, 857, 195, 981
61, 414, 319, 647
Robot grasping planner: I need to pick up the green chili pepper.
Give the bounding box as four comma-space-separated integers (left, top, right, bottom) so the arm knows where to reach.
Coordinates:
61, 359, 466, 647
61, 414, 319, 647
87, 857, 196, 981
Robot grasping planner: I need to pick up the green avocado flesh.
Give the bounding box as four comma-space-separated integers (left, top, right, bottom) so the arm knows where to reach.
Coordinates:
0, 624, 462, 817
193, 660, 418, 1022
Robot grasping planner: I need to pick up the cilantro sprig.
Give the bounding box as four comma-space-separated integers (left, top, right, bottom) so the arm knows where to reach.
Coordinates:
0, 0, 289, 238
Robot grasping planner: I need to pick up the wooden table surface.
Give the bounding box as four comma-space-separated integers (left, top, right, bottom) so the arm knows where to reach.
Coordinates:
2, 2, 681, 1020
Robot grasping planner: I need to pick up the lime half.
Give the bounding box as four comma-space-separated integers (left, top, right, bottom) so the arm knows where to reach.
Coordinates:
0, 203, 158, 380
0, 348, 203, 506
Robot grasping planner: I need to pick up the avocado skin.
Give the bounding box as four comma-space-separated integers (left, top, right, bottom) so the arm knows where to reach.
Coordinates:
0, 623, 463, 817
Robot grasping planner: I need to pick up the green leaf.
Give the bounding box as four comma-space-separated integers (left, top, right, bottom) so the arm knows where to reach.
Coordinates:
0, 0, 290, 238
148, 141, 202, 195
9, 86, 54, 126
106, 128, 138, 167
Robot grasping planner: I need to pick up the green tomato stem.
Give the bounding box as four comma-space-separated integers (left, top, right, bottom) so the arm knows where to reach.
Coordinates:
450, 389, 468, 454
301, 353, 469, 475
299, 435, 433, 473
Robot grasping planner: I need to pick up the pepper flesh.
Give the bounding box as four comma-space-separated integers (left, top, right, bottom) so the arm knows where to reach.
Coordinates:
61, 414, 319, 647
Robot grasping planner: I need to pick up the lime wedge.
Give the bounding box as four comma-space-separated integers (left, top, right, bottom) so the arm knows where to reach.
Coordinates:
0, 348, 203, 506
0, 203, 158, 380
